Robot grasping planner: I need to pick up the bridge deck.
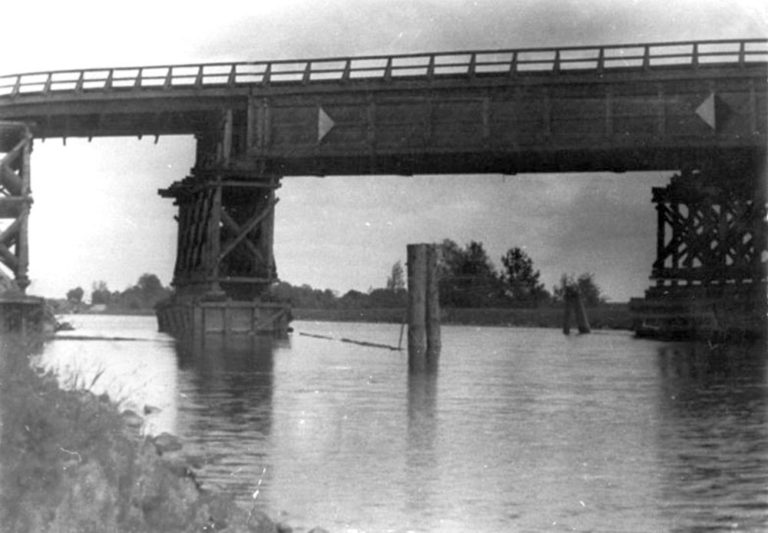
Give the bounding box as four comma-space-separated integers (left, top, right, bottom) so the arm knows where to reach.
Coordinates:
1, 39, 766, 174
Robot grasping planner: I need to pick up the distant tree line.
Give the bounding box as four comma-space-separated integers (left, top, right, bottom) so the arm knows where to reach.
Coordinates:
268, 239, 605, 310
54, 242, 604, 313
63, 273, 171, 311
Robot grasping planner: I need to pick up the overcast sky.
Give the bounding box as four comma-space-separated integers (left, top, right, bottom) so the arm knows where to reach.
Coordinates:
2, 0, 766, 301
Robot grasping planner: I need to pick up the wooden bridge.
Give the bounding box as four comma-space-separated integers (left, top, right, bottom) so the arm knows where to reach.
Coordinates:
1, 39, 766, 338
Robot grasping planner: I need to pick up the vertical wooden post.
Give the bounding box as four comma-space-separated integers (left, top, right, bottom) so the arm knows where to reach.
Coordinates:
563, 288, 591, 335
262, 182, 277, 280
425, 244, 441, 366
408, 243, 441, 372
207, 180, 223, 295
16, 132, 31, 292
407, 244, 427, 371
574, 292, 591, 334
562, 291, 573, 335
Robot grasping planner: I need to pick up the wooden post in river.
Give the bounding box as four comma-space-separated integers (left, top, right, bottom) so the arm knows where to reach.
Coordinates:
407, 243, 440, 372
562, 286, 591, 335
425, 245, 441, 361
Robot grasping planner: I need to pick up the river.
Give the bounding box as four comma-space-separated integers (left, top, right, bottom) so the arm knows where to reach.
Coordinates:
38, 314, 768, 532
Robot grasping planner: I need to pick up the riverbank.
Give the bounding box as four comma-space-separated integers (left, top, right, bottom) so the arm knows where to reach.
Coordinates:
0, 335, 326, 533
293, 303, 633, 330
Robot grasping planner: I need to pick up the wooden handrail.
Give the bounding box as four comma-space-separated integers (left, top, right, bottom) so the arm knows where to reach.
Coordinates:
0, 38, 765, 98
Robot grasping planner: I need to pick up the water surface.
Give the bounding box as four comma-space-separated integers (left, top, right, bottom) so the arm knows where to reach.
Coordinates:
39, 315, 768, 532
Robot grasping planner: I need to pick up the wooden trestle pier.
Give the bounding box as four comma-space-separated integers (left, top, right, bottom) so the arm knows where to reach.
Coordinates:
156, 111, 290, 338
630, 165, 767, 340
0, 39, 766, 340
0, 121, 46, 338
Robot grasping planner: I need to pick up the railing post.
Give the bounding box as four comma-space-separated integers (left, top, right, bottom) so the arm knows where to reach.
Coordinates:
739, 41, 746, 67
164, 67, 173, 89
195, 66, 203, 88
692, 42, 699, 69
597, 47, 605, 73
342, 59, 351, 82
427, 55, 435, 79
468, 53, 476, 78
384, 57, 393, 81
302, 62, 311, 84
509, 51, 518, 76
554, 49, 561, 73
643, 45, 650, 69
263, 63, 272, 86
227, 64, 236, 87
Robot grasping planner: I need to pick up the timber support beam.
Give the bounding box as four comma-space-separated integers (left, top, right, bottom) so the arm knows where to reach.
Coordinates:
0, 122, 33, 293
650, 166, 766, 290
159, 109, 282, 302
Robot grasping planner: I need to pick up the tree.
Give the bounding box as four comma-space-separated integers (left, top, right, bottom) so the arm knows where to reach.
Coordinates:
66, 286, 84, 303
437, 239, 504, 307
386, 261, 405, 292
553, 272, 604, 307
135, 273, 169, 307
91, 281, 111, 305
368, 287, 407, 308
436, 239, 465, 278
575, 273, 604, 307
269, 281, 338, 308
500, 247, 548, 306
339, 289, 368, 309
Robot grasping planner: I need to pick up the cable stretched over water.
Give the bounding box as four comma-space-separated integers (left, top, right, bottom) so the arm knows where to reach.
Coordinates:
298, 331, 402, 351
52, 335, 158, 342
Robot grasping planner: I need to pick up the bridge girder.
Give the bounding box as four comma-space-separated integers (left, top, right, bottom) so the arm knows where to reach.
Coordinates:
0, 40, 766, 338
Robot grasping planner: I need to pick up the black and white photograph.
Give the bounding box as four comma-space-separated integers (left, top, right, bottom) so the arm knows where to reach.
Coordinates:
1, 1, 766, 531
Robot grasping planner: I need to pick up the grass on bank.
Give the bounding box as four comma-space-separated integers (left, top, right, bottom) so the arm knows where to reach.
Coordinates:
0, 335, 283, 533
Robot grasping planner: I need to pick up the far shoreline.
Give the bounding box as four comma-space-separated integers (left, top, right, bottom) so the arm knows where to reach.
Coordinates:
60, 302, 634, 331
292, 303, 633, 331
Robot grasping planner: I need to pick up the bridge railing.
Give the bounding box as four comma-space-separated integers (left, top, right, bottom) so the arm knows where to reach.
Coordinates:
1, 39, 765, 98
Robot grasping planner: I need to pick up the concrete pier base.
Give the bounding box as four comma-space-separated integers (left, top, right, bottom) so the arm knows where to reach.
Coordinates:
0, 294, 48, 337
156, 295, 291, 341
630, 283, 767, 341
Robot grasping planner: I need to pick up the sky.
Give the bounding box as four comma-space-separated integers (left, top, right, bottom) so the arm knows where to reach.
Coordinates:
1, 0, 766, 302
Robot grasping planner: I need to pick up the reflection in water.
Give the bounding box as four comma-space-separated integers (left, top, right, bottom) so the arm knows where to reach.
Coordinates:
656, 342, 768, 531
174, 335, 276, 503
406, 371, 439, 519
32, 315, 180, 435
20, 316, 768, 531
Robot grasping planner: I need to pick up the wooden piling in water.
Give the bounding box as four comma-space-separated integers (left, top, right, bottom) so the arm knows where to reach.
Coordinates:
573, 291, 591, 334
562, 291, 573, 335
562, 287, 591, 335
425, 244, 441, 364
407, 244, 427, 370
408, 243, 441, 372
